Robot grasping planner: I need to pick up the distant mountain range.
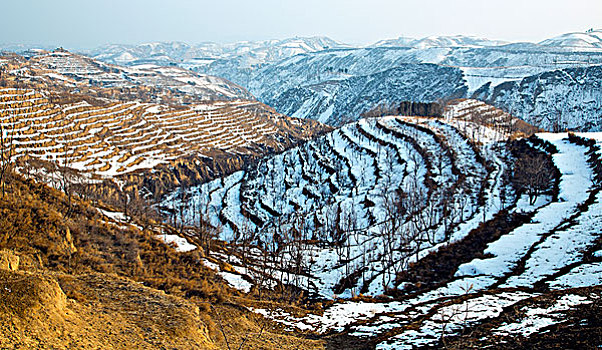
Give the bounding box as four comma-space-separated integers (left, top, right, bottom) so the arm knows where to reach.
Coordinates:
74, 30, 602, 68
3, 30, 602, 131
83, 37, 350, 69
371, 35, 508, 49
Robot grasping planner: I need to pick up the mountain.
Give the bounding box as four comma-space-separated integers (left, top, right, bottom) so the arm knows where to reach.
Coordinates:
370, 36, 416, 47
539, 29, 602, 50
86, 37, 351, 69
373, 35, 508, 49
263, 64, 467, 124
236, 44, 602, 128
473, 65, 602, 131
89, 41, 194, 66
79, 31, 602, 131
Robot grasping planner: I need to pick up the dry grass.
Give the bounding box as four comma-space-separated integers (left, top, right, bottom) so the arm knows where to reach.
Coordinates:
0, 171, 326, 349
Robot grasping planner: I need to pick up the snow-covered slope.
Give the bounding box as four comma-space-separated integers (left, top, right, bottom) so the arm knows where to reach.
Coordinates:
87, 37, 350, 70
163, 115, 511, 297
187, 121, 602, 348
473, 65, 602, 131
539, 29, 602, 50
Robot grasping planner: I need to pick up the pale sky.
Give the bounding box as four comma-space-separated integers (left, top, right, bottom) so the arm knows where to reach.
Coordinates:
1, 0, 600, 48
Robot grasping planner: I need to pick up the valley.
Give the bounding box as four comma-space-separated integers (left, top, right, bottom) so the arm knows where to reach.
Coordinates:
1, 25, 601, 350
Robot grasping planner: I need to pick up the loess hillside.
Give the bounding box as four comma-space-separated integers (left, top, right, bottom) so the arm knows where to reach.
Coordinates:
0, 78, 329, 207
0, 87, 324, 177
0, 49, 254, 103
0, 168, 327, 349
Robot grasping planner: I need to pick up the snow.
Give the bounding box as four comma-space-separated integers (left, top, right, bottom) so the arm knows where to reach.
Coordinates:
155, 233, 197, 252
201, 259, 220, 271
549, 262, 602, 289
200, 258, 253, 293
145, 105, 161, 114
254, 300, 406, 333
218, 271, 252, 293
44, 72, 71, 81
456, 135, 593, 285
494, 294, 593, 337
246, 130, 602, 344
502, 188, 602, 288
252, 308, 316, 331
376, 292, 533, 350
97, 208, 127, 222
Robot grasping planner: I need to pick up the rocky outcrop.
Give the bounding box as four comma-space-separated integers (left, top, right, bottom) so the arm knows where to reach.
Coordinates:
0, 250, 19, 271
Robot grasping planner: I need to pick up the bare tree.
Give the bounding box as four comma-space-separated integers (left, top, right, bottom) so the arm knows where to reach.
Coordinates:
513, 153, 555, 205
56, 139, 78, 216
0, 119, 15, 197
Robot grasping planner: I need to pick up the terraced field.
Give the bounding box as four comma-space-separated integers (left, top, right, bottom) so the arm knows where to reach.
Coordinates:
164, 115, 504, 295
163, 113, 602, 348
0, 86, 325, 179
443, 98, 541, 142
1, 49, 253, 102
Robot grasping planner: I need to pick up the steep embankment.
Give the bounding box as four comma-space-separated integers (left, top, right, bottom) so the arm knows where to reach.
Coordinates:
0, 172, 325, 349
473, 65, 602, 131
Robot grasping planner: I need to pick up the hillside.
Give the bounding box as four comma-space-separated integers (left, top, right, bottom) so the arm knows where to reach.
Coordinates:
0, 49, 254, 103
0, 87, 321, 177
161, 109, 602, 347
239, 42, 602, 129
264, 64, 467, 124
473, 65, 602, 131
0, 168, 327, 349
0, 76, 329, 210
0, 47, 341, 347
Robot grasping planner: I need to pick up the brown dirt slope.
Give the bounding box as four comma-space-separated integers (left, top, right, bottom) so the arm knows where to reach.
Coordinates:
0, 269, 214, 349
0, 172, 324, 349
